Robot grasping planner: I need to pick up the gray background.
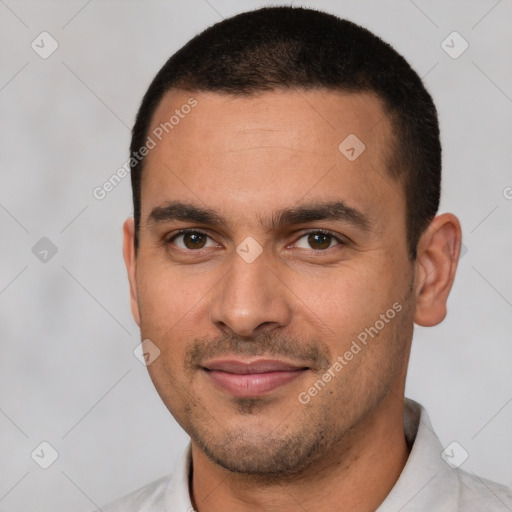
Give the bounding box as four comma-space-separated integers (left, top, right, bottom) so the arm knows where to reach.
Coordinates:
1, 0, 511, 510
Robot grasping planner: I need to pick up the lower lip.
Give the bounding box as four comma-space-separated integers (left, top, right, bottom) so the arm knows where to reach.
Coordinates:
204, 369, 306, 397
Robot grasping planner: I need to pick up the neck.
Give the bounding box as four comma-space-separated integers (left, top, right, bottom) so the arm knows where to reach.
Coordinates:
189, 394, 409, 512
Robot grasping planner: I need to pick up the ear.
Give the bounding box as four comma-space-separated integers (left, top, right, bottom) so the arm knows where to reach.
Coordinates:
123, 217, 141, 327
413, 213, 462, 327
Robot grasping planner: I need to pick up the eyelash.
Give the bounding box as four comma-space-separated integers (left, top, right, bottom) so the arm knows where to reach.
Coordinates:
165, 228, 345, 252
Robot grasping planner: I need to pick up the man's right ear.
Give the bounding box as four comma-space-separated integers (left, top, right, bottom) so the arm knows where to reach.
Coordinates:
123, 218, 141, 327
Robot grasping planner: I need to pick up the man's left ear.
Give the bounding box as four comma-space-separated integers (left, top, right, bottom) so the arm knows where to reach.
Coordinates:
413, 213, 462, 327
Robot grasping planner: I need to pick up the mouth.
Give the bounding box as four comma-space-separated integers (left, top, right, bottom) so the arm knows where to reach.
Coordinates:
201, 358, 310, 397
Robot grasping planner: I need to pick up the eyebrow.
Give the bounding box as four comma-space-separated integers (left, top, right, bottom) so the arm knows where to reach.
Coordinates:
147, 200, 372, 232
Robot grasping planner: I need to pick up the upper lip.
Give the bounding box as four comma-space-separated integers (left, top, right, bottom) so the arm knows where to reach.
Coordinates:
202, 358, 309, 374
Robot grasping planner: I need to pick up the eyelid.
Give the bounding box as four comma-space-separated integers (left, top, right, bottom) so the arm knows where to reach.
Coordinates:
167, 227, 211, 240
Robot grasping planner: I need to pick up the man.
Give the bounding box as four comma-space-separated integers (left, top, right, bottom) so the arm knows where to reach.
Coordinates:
103, 6, 512, 511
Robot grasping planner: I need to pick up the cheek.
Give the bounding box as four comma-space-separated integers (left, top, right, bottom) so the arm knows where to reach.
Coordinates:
137, 258, 212, 328
135, 273, 202, 380
136, 269, 200, 409
288, 261, 399, 338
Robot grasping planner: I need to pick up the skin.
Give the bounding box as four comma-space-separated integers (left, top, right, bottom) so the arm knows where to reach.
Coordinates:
123, 89, 462, 512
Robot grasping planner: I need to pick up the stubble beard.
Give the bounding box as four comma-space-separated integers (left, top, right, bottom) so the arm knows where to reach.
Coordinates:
184, 317, 414, 482
155, 280, 416, 482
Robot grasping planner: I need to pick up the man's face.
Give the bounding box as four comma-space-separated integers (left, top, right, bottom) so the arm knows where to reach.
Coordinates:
126, 89, 416, 475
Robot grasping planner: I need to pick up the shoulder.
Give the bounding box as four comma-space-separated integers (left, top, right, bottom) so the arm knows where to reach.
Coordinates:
94, 442, 193, 511
456, 468, 512, 511
98, 474, 173, 512
379, 399, 512, 512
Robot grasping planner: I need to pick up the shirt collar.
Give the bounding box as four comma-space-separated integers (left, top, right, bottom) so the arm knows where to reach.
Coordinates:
376, 398, 459, 511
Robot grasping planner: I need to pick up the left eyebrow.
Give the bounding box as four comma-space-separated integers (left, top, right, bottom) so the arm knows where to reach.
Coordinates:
147, 199, 372, 232
264, 200, 372, 232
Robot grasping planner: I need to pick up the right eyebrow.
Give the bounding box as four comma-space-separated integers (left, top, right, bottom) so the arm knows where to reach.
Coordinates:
148, 201, 225, 227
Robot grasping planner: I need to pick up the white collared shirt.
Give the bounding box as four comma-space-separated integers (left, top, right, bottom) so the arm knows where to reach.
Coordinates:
99, 398, 512, 511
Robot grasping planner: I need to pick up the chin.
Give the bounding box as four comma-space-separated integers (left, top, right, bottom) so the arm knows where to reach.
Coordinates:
189, 421, 329, 477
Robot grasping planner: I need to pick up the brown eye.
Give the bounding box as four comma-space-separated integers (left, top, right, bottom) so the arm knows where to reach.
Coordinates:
183, 232, 207, 249
170, 231, 215, 250
307, 232, 332, 250
295, 231, 341, 251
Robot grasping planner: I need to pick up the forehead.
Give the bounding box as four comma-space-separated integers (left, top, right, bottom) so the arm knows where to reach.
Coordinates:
149, 88, 392, 153
141, 88, 402, 230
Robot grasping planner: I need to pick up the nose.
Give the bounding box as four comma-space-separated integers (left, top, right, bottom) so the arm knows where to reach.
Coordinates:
209, 248, 292, 338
